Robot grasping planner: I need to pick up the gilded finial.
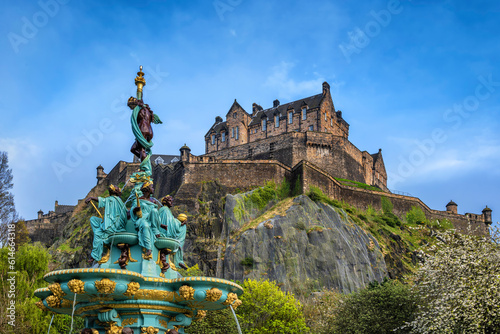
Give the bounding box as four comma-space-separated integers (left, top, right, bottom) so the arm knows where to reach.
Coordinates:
135, 66, 146, 100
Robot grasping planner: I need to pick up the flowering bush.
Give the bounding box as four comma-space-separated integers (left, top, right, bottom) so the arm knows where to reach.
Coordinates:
408, 230, 500, 333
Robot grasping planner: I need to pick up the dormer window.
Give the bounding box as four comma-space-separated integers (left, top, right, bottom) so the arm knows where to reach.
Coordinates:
211, 134, 215, 145
231, 127, 235, 138
262, 118, 267, 131
289, 111, 293, 124
221, 132, 226, 142
233, 112, 237, 118
275, 114, 279, 127
302, 107, 307, 120
155, 156, 165, 165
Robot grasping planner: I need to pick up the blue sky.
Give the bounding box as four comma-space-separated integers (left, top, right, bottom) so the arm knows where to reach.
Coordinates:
0, 0, 498, 225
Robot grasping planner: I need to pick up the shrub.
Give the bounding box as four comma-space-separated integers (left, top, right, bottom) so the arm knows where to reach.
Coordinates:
331, 279, 419, 334
406, 206, 427, 225
381, 196, 393, 214
186, 308, 238, 334
0, 244, 84, 333
238, 279, 310, 333
240, 257, 254, 267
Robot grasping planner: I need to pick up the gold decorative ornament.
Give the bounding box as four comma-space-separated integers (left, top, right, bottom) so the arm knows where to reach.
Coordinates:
134, 289, 174, 302
106, 323, 123, 334
141, 326, 159, 334
142, 248, 153, 260
205, 288, 222, 302
99, 246, 111, 264
46, 295, 61, 308
122, 318, 138, 326
36, 301, 49, 312
48, 283, 65, 298
135, 65, 146, 99
169, 253, 178, 272
60, 299, 74, 308
177, 213, 187, 222
123, 282, 141, 297
195, 310, 207, 321
91, 330, 99, 334
232, 299, 243, 309
68, 279, 86, 294
158, 319, 169, 328
179, 285, 195, 301
95, 278, 117, 294
223, 292, 238, 305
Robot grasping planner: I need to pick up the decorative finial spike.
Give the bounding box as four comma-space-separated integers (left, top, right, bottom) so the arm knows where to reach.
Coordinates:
135, 66, 146, 100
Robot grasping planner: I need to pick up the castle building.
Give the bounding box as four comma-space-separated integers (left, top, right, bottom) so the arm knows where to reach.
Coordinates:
25, 82, 493, 244
204, 82, 388, 191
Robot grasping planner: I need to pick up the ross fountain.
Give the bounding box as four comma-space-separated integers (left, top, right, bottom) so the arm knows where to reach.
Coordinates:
34, 67, 243, 334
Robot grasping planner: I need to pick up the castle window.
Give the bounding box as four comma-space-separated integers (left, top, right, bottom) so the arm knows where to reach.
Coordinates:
155, 156, 165, 165
275, 115, 279, 127
221, 132, 226, 142
330, 118, 333, 126
236, 126, 239, 140
324, 112, 327, 121
302, 107, 307, 120
233, 112, 237, 118
211, 134, 215, 145
231, 127, 235, 138
262, 119, 267, 131
289, 111, 293, 124
309, 125, 314, 131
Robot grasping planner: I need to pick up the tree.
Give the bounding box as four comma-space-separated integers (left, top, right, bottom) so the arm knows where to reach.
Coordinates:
329, 279, 419, 334
408, 230, 500, 333
0, 151, 17, 246
237, 279, 310, 333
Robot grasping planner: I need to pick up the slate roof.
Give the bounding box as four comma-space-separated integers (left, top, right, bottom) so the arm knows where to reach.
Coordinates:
249, 93, 324, 127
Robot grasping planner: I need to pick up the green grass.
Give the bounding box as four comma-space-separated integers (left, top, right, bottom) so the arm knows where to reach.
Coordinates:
334, 177, 383, 192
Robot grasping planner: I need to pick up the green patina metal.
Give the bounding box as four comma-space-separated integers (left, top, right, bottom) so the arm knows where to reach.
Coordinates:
34, 67, 243, 334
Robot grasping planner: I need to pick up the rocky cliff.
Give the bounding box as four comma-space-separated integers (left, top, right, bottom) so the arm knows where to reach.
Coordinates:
222, 194, 387, 293
46, 180, 431, 294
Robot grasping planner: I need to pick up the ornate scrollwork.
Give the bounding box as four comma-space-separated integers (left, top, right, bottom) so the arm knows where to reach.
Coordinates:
205, 288, 222, 302
68, 279, 86, 294
223, 292, 238, 305
179, 285, 195, 301
123, 282, 141, 297
142, 248, 153, 260
99, 246, 111, 264
95, 278, 116, 294
48, 283, 65, 298
105, 322, 123, 334
141, 326, 159, 334
134, 289, 174, 301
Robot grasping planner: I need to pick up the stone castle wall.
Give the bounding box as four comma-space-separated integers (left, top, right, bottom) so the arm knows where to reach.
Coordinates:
300, 160, 489, 235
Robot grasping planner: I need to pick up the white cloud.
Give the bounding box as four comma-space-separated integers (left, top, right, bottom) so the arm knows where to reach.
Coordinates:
264, 62, 326, 100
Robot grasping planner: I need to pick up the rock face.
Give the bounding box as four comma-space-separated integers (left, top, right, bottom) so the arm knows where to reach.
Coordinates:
222, 194, 387, 293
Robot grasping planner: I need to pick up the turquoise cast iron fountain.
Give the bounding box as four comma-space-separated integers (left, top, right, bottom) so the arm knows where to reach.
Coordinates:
34, 67, 243, 334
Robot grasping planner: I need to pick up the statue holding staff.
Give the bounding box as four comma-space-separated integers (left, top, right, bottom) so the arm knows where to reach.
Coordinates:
85, 185, 127, 262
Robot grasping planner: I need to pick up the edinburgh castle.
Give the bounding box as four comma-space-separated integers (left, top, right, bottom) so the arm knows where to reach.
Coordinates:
26, 82, 493, 243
